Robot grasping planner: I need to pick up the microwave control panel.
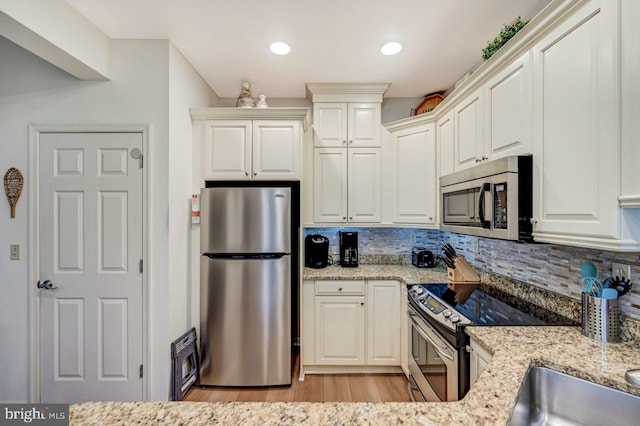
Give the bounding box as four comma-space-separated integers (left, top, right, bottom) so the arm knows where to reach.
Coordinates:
493, 183, 507, 229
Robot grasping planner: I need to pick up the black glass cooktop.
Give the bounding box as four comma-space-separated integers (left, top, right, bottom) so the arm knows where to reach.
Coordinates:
414, 283, 577, 327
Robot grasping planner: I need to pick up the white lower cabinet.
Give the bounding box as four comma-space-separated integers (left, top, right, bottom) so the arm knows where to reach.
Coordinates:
315, 296, 366, 365
301, 279, 401, 374
468, 338, 492, 387
367, 280, 401, 365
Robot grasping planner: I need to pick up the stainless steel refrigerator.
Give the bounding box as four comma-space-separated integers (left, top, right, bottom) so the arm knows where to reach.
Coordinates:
199, 186, 291, 386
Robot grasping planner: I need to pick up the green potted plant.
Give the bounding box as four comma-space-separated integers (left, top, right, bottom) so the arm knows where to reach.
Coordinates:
482, 17, 529, 60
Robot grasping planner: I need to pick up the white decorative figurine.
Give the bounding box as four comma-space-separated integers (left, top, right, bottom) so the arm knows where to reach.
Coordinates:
256, 94, 269, 108
236, 81, 256, 108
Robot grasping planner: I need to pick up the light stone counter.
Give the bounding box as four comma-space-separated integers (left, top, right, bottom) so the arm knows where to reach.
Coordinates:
70, 266, 640, 425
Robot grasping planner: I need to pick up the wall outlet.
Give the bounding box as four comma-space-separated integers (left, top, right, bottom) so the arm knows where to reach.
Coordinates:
410, 233, 416, 244
10, 244, 19, 260
612, 263, 631, 281
472, 238, 480, 254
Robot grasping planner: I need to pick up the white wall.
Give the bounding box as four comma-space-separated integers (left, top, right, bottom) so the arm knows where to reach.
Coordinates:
167, 44, 217, 343
0, 36, 197, 402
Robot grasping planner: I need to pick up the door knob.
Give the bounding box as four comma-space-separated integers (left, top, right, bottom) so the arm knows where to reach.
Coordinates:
37, 280, 57, 290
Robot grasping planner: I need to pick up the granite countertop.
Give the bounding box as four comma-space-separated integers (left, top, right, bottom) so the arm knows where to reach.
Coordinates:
70, 265, 640, 425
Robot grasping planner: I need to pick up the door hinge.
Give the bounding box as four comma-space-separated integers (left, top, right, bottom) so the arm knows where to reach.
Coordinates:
137, 154, 143, 168
139, 364, 143, 378
139, 259, 143, 273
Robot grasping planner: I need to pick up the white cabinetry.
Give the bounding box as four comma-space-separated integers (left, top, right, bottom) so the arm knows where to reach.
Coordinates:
301, 279, 401, 376
468, 338, 492, 387
367, 280, 401, 365
437, 111, 455, 177
484, 51, 532, 160
530, 0, 640, 250
307, 84, 388, 224
313, 103, 381, 148
621, 0, 640, 207
385, 118, 437, 225
315, 296, 366, 365
454, 88, 484, 170
190, 108, 308, 181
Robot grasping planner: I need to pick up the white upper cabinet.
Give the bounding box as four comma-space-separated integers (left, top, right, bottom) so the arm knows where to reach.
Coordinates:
313, 102, 381, 148
313, 148, 348, 223
348, 148, 382, 222
387, 121, 437, 225
454, 88, 484, 170
530, 0, 640, 250
437, 111, 455, 177
484, 51, 532, 160
621, 0, 640, 208
313, 103, 348, 147
192, 108, 309, 181
307, 83, 389, 224
203, 120, 251, 179
252, 120, 301, 179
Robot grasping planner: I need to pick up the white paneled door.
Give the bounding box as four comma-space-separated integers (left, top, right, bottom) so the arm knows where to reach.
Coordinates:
39, 132, 143, 403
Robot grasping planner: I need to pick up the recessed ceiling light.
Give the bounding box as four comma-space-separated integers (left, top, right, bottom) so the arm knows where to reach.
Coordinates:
381, 42, 402, 56
270, 42, 291, 55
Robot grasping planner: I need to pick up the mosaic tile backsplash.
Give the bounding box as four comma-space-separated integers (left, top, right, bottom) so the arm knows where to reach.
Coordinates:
303, 227, 640, 320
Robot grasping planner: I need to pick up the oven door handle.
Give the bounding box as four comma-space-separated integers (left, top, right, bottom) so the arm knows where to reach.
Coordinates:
408, 311, 455, 362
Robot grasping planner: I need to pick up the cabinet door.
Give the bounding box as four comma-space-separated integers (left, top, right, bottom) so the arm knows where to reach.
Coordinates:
484, 51, 532, 159
454, 89, 483, 170
348, 103, 381, 147
252, 120, 300, 179
531, 0, 619, 240
313, 148, 348, 223
392, 124, 437, 224
437, 111, 455, 177
348, 148, 381, 223
469, 338, 492, 387
367, 281, 400, 366
313, 103, 347, 147
203, 120, 251, 180
314, 296, 365, 365
301, 280, 315, 367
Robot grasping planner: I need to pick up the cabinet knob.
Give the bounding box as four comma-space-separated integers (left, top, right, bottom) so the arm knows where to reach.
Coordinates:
338, 287, 343, 291
360, 302, 364, 306
343, 216, 346, 221
245, 172, 249, 176
428, 216, 433, 221
342, 140, 346, 144
349, 216, 353, 220
254, 172, 257, 176
465, 345, 473, 353
349, 140, 353, 144
481, 156, 488, 161
475, 159, 481, 163
470, 216, 475, 220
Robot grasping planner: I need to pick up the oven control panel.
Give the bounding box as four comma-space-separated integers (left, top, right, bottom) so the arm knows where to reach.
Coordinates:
408, 285, 471, 329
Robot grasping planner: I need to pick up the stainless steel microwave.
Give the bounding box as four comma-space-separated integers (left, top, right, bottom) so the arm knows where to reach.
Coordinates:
439, 156, 533, 241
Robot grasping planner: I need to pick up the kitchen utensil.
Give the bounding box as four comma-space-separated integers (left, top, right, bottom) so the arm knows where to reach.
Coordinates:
601, 288, 618, 299
3, 167, 23, 218
611, 276, 633, 297
580, 261, 598, 279
442, 256, 455, 269
443, 243, 457, 258
580, 276, 602, 297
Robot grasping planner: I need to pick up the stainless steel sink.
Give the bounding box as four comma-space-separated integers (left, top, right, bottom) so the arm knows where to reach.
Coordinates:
508, 367, 640, 425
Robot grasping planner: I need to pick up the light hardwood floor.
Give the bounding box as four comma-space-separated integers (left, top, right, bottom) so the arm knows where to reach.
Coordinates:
184, 352, 413, 403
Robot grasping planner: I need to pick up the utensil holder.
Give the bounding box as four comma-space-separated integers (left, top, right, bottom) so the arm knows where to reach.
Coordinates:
581, 293, 620, 343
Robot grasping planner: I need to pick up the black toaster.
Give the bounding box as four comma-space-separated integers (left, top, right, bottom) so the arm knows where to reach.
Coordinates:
412, 247, 435, 268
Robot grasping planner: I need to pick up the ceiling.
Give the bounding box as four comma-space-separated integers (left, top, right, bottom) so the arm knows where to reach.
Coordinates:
65, 0, 550, 99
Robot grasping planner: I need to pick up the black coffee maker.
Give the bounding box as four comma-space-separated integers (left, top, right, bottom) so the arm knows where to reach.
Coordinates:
305, 234, 329, 269
339, 231, 358, 267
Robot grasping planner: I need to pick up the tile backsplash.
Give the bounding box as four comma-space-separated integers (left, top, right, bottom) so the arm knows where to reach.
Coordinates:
303, 227, 640, 320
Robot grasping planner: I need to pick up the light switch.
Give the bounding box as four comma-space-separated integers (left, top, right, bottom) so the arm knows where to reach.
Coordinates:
10, 244, 20, 260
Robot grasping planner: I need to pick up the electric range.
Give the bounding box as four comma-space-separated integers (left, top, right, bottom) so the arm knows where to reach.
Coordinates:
406, 283, 577, 401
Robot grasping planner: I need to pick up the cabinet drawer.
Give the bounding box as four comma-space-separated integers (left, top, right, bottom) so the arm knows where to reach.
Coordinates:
315, 280, 365, 295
